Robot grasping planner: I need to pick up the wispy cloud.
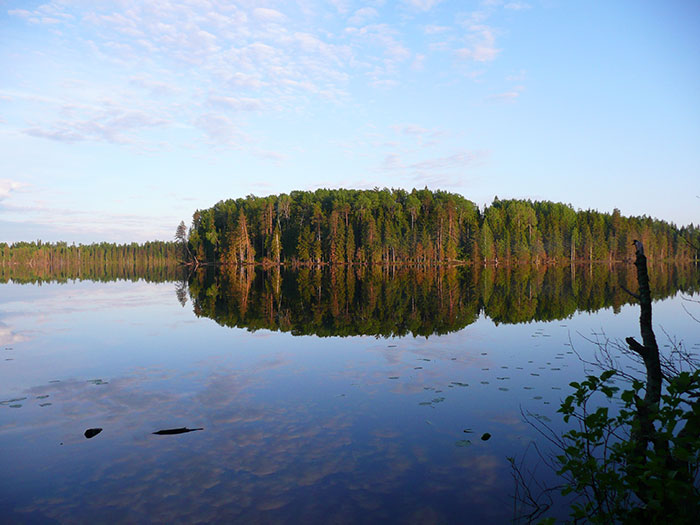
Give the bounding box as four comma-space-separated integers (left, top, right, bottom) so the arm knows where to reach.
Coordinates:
424, 24, 451, 35
252, 7, 286, 24
348, 7, 379, 26
24, 107, 167, 145
7, 2, 358, 149
381, 150, 488, 184
402, 0, 443, 11
193, 113, 249, 147
207, 94, 266, 112
504, 2, 532, 11
393, 124, 429, 136
487, 85, 525, 102
456, 25, 500, 63
0, 179, 26, 202
1, 193, 186, 243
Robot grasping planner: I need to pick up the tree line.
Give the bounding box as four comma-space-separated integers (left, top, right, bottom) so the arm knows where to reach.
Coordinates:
186, 189, 700, 266
0, 240, 182, 283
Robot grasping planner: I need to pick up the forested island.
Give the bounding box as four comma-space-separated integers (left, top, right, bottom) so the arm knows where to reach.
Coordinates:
2, 189, 699, 272
186, 188, 700, 265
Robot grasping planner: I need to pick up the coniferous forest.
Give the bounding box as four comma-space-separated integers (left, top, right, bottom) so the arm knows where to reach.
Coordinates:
187, 188, 700, 265
2, 189, 699, 270
0, 241, 181, 283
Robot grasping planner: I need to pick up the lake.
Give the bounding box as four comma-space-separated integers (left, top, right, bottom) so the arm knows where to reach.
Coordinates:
1, 264, 698, 523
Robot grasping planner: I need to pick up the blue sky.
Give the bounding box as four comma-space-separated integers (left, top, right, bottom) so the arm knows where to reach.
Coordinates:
1, 0, 698, 243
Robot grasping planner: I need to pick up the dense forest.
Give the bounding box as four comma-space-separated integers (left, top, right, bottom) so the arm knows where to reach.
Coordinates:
188, 263, 700, 337
0, 241, 182, 283
187, 189, 700, 266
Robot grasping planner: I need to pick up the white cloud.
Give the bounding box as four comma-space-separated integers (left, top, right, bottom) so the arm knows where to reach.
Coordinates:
348, 7, 379, 26
456, 25, 500, 62
504, 2, 531, 10
403, 0, 443, 11
254, 149, 286, 163
207, 94, 265, 112
129, 76, 179, 97
0, 179, 25, 201
382, 150, 487, 174
410, 151, 485, 171
252, 8, 286, 24
328, 0, 351, 15
24, 107, 168, 145
487, 85, 524, 102
411, 53, 425, 71
0, 202, 182, 243
194, 113, 247, 146
424, 24, 451, 35
393, 124, 428, 135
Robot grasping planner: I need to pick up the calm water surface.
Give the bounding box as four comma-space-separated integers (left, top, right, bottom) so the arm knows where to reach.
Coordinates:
1, 266, 698, 523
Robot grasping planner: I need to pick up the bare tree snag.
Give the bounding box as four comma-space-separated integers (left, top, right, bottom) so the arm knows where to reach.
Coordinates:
626, 240, 662, 403
624, 239, 666, 505
624, 239, 700, 513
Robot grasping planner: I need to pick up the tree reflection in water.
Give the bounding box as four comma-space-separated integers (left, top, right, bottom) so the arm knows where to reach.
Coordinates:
188, 263, 700, 337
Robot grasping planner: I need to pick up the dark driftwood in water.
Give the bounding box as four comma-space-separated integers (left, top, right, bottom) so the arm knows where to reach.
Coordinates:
152, 427, 203, 435
84, 428, 102, 439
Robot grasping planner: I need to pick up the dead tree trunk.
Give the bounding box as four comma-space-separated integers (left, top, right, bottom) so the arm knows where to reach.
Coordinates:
624, 239, 698, 513
626, 240, 662, 406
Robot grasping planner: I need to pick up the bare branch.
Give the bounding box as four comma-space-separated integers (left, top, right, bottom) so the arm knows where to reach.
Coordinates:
619, 283, 640, 301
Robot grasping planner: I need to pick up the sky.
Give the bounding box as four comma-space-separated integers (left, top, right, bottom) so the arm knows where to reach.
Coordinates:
1, 0, 698, 243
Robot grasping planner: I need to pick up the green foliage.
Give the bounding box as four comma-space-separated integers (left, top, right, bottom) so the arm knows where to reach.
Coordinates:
186, 189, 700, 266
0, 240, 182, 283
554, 370, 700, 523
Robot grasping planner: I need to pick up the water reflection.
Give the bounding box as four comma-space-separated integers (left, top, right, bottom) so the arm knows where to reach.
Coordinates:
0, 261, 184, 284
1, 265, 698, 523
189, 263, 700, 336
